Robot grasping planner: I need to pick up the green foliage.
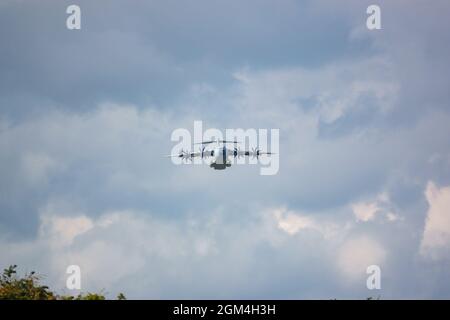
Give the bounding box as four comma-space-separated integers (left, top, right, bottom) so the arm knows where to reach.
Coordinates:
0, 265, 55, 300
59, 292, 106, 300
0, 265, 126, 300
76, 293, 106, 300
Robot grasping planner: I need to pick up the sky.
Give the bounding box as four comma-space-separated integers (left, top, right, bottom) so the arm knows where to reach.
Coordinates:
1, 0, 450, 299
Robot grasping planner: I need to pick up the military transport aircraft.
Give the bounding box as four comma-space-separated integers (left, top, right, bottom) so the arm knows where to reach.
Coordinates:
166, 140, 274, 170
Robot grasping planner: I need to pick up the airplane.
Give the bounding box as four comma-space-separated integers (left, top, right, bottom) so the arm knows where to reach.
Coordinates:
166, 139, 275, 170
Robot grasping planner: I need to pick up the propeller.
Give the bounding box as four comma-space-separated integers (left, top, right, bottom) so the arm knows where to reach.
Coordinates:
194, 140, 240, 145
251, 147, 275, 159
233, 147, 243, 158
165, 149, 187, 158
194, 140, 215, 145
178, 149, 191, 162
252, 147, 260, 159
165, 148, 205, 162
200, 146, 206, 159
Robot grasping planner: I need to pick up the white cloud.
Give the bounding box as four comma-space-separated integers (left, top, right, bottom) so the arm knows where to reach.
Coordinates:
420, 181, 450, 259
0, 202, 384, 298
270, 206, 391, 293
386, 212, 400, 222
273, 207, 389, 283
3, 204, 282, 298
351, 192, 401, 223
337, 236, 386, 282
271, 207, 353, 242
273, 207, 318, 235
352, 201, 380, 222
0, 209, 201, 296
40, 215, 94, 247
232, 56, 398, 127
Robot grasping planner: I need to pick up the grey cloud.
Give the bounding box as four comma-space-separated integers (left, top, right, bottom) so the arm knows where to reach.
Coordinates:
0, 0, 373, 119
1, 0, 450, 298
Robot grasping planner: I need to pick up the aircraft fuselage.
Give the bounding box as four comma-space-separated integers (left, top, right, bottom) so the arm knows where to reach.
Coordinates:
210, 146, 232, 170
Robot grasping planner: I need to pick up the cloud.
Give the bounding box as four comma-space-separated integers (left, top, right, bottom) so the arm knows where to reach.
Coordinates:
351, 192, 401, 222
272, 207, 347, 240
231, 56, 398, 129
40, 215, 93, 247
1, 206, 214, 297
1, 0, 450, 299
352, 202, 379, 222
0, 65, 449, 297
337, 236, 386, 282
20, 152, 62, 186
0, 103, 183, 234
273, 207, 318, 235
1, 58, 450, 297
0, 201, 390, 298
420, 181, 450, 260
0, 204, 319, 298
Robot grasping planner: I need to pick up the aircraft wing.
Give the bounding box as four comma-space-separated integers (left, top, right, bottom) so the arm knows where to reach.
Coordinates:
236, 149, 275, 157
165, 149, 213, 160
